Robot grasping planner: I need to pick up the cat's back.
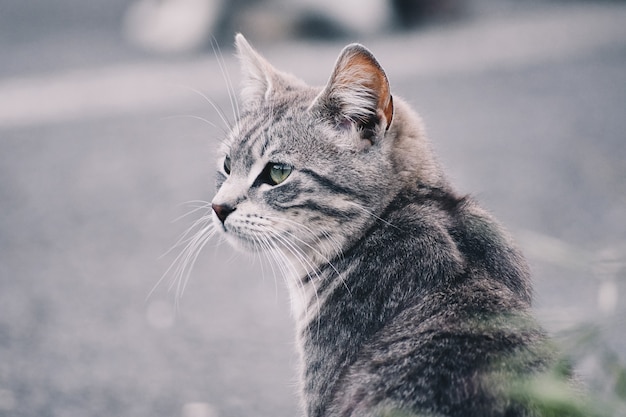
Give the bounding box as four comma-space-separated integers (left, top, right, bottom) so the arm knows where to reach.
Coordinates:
325, 191, 549, 417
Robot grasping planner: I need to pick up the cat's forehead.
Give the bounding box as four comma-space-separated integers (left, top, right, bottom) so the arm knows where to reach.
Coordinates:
226, 97, 317, 161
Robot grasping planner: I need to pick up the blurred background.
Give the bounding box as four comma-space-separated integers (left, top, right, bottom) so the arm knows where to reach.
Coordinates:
1, 0, 625, 416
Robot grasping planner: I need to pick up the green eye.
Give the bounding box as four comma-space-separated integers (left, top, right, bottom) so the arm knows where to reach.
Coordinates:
223, 156, 231, 175
268, 163, 292, 185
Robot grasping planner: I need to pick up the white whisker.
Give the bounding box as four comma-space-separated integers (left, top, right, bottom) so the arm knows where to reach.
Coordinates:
169, 224, 217, 303
261, 226, 321, 326
264, 215, 347, 294
172, 200, 212, 222
163, 212, 213, 258
253, 232, 282, 298
161, 114, 222, 132
211, 38, 241, 123
150, 211, 217, 304
174, 84, 232, 132
346, 200, 401, 231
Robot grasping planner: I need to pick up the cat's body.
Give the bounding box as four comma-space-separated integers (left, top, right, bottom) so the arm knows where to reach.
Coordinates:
296, 189, 549, 417
209, 34, 556, 417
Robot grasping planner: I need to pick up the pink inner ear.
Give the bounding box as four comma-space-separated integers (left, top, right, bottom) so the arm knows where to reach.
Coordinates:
383, 94, 393, 130
335, 47, 394, 129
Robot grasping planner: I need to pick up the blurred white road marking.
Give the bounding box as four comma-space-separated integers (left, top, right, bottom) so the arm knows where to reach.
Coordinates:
515, 229, 592, 271
0, 3, 625, 128
182, 402, 218, 417
0, 59, 228, 128
518, 228, 623, 319
597, 280, 619, 314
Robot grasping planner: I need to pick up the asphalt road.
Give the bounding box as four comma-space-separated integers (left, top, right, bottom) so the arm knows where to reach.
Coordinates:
1, 2, 625, 417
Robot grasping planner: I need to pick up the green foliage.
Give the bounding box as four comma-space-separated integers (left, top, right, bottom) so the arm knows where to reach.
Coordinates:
512, 322, 626, 417
509, 366, 598, 417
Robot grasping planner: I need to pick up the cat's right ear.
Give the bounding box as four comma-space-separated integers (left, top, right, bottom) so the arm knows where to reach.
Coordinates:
235, 34, 277, 105
312, 43, 394, 147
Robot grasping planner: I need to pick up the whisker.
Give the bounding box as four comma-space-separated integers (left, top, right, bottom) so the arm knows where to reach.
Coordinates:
172, 201, 212, 223
170, 224, 218, 302
211, 37, 241, 123
268, 216, 344, 260
161, 114, 223, 133
264, 215, 344, 282
263, 227, 321, 324
150, 215, 217, 303
256, 233, 288, 300
173, 84, 232, 132
346, 201, 402, 231
178, 199, 212, 207
163, 212, 213, 257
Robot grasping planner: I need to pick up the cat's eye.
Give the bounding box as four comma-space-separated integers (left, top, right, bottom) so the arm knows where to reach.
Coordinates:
268, 163, 292, 185
223, 155, 231, 175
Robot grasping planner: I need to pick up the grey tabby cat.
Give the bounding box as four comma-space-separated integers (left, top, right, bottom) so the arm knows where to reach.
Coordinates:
210, 34, 558, 417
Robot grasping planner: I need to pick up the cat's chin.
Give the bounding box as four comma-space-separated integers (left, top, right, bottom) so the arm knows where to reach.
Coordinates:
217, 231, 251, 252
215, 226, 270, 254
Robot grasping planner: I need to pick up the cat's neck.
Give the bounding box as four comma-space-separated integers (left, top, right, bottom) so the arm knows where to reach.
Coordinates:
385, 98, 446, 191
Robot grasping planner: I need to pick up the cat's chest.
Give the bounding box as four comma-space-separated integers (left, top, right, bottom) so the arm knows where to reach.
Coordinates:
283, 254, 356, 323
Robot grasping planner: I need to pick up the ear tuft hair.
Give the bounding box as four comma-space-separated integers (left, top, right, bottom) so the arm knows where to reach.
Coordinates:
314, 44, 393, 138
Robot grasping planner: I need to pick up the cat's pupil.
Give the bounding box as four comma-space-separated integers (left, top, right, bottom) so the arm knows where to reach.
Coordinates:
223, 156, 231, 175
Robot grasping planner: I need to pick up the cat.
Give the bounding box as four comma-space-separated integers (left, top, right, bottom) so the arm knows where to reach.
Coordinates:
207, 34, 563, 417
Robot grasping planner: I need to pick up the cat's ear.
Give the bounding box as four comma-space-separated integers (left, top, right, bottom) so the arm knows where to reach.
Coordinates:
314, 44, 394, 141
235, 33, 277, 104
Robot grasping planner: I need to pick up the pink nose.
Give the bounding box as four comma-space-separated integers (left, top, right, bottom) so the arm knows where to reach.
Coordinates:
212, 203, 235, 223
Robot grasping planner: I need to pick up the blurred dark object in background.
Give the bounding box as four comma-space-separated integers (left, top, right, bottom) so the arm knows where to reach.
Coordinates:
391, 0, 464, 28
122, 0, 467, 54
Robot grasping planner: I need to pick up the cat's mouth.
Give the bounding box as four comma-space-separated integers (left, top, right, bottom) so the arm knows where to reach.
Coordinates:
223, 229, 263, 251
213, 212, 278, 252
216, 213, 325, 264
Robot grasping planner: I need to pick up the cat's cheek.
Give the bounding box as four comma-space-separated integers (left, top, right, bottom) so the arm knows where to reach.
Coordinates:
263, 180, 302, 207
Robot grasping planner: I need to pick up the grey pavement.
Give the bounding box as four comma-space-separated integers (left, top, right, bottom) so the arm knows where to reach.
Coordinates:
1, 1, 625, 416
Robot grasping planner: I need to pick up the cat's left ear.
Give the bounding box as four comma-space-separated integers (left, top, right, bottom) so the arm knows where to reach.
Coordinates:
235, 33, 277, 105
313, 44, 394, 142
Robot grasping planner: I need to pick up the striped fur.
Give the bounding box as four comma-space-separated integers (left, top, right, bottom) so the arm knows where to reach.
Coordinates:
210, 35, 562, 417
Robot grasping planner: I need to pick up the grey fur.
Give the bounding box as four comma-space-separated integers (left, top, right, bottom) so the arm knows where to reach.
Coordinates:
210, 34, 561, 417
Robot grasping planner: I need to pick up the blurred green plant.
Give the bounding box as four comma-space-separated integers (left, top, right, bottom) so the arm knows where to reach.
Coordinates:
551, 322, 626, 416
496, 320, 626, 417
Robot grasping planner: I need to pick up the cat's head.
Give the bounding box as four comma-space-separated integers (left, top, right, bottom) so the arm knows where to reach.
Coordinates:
211, 34, 441, 267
